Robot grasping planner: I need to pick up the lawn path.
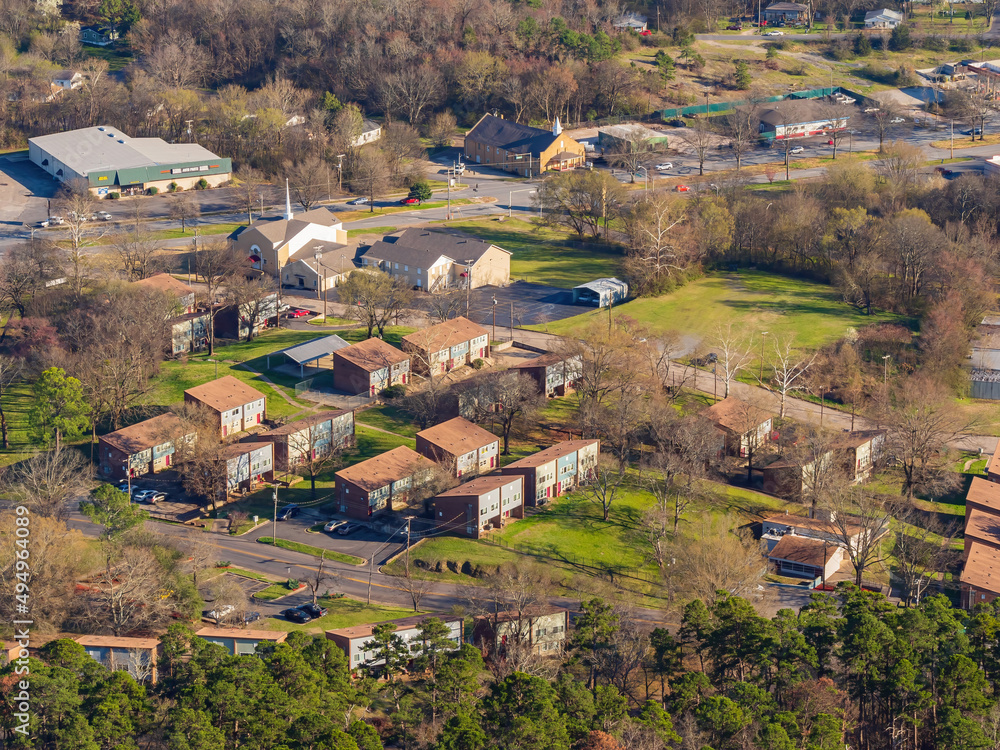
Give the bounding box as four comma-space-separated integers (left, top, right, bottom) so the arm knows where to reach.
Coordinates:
235, 363, 300, 409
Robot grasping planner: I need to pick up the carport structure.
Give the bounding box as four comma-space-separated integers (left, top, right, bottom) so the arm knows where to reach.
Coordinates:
267, 335, 350, 377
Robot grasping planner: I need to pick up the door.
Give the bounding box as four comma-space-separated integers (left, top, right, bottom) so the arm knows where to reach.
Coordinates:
257, 413, 261, 424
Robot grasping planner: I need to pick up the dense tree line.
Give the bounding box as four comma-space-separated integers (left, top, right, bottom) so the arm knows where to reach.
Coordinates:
5, 587, 1000, 749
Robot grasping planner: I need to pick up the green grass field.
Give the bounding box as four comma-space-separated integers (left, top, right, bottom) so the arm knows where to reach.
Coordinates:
265, 597, 420, 632
346, 226, 397, 238
439, 217, 622, 288
307, 317, 359, 327
149, 222, 243, 241
256, 537, 365, 566
530, 270, 908, 350
355, 405, 420, 439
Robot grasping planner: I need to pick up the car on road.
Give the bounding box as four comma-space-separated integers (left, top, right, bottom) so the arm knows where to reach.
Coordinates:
276, 504, 300, 521
48, 215, 65, 225
95, 211, 112, 221
655, 162, 673, 170
934, 166, 955, 177
863, 107, 880, 114
299, 603, 328, 619
789, 146, 805, 155
336, 522, 360, 536
890, 117, 905, 124
281, 607, 313, 623
727, 23, 743, 30
399, 197, 419, 205
963, 128, 983, 136
764, 30, 783, 35
286, 308, 311, 318
674, 184, 691, 192
324, 519, 348, 533
347, 197, 369, 205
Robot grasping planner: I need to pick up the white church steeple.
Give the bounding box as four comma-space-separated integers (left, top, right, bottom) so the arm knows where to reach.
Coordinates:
284, 179, 293, 221
553, 117, 562, 136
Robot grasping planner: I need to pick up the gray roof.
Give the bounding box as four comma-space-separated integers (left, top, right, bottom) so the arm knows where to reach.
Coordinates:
277, 335, 351, 365
362, 228, 508, 269
288, 239, 352, 265
573, 277, 628, 293
29, 126, 223, 177
865, 8, 902, 19
465, 114, 559, 155
759, 100, 844, 128
764, 2, 809, 10
237, 207, 342, 248
361, 119, 381, 134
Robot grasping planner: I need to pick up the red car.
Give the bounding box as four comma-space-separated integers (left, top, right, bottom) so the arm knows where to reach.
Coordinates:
286, 308, 311, 318
675, 184, 691, 192
640, 29, 652, 36
399, 197, 419, 205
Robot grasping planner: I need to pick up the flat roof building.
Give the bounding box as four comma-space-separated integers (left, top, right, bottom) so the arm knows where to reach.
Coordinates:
29, 125, 231, 196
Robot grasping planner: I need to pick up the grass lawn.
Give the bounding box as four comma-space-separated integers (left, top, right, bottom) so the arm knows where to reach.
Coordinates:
256, 537, 365, 566
350, 425, 416, 464
355, 404, 420, 438
149, 222, 243, 241
0, 380, 42, 468
339, 326, 416, 348
530, 270, 908, 352
930, 133, 1000, 149
347, 226, 398, 238
438, 217, 623, 288
254, 581, 306, 601
387, 477, 792, 602
82, 44, 134, 71
265, 597, 420, 632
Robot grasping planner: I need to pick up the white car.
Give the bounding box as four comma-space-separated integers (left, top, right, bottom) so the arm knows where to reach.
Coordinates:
67, 211, 87, 222
324, 519, 347, 533
655, 162, 674, 170
95, 211, 112, 221
765, 30, 783, 35
890, 117, 905, 124
789, 146, 805, 155
48, 215, 64, 225
347, 197, 369, 205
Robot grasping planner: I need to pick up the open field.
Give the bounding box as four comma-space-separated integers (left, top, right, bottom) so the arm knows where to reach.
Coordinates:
355, 404, 421, 439
264, 597, 420, 632
438, 217, 622, 288
530, 270, 908, 351
346, 226, 397, 238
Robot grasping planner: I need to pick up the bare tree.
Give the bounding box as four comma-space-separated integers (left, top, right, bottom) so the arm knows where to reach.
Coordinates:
0, 354, 22, 449
306, 551, 339, 605
714, 322, 755, 398
892, 510, 956, 607
770, 334, 816, 418
81, 545, 177, 636
337, 270, 412, 339
822, 485, 893, 587
183, 535, 217, 587
348, 148, 390, 212
225, 273, 277, 342
425, 288, 465, 322
604, 129, 663, 182
192, 241, 247, 355
285, 155, 330, 210
725, 107, 761, 171
168, 192, 201, 232
111, 205, 160, 281
621, 195, 692, 296
582, 455, 626, 522
867, 100, 903, 152
57, 179, 97, 299
7, 444, 92, 521
475, 370, 544, 455
874, 140, 923, 209
687, 118, 716, 176
235, 165, 264, 224
669, 520, 767, 604
207, 573, 249, 626
823, 102, 854, 160
286, 421, 346, 496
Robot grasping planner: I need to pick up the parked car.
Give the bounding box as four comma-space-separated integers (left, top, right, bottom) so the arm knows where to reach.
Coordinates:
655, 162, 674, 170
240, 611, 261, 624
455, 162, 466, 174
674, 184, 691, 192
206, 604, 235, 622
640, 29, 652, 36
48, 215, 64, 225
67, 211, 87, 222
764, 30, 783, 35
95, 210, 112, 221
789, 146, 805, 155
324, 519, 348, 533
276, 504, 300, 521
336, 522, 360, 536
281, 607, 312, 623
286, 308, 311, 318
133, 490, 161, 504
399, 197, 419, 205
299, 603, 329, 619
934, 166, 955, 177
863, 107, 880, 114
890, 117, 905, 124
667, 118, 686, 127
348, 197, 369, 205
727, 23, 743, 30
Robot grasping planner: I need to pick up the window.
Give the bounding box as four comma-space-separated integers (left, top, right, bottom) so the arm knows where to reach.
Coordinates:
417, 268, 422, 274
395, 263, 399, 269
404, 265, 408, 272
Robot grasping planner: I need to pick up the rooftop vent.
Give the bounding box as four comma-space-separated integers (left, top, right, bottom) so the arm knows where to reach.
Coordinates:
107, 133, 115, 137
117, 139, 124, 143
97, 127, 105, 131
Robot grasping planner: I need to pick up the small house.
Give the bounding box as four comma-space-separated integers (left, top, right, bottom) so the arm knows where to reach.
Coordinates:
762, 1, 809, 23
327, 615, 462, 670
80, 25, 119, 46
416, 417, 500, 478
510, 352, 582, 397
351, 119, 383, 148
242, 410, 355, 471
183, 376, 267, 438
473, 607, 569, 658
75, 636, 161, 683
334, 445, 437, 518
132, 273, 195, 314
332, 338, 410, 396
99, 413, 194, 480
613, 13, 648, 31
704, 397, 773, 458
864, 8, 903, 28
961, 541, 1000, 609
767, 534, 843, 581
52, 70, 83, 91
195, 627, 288, 655
434, 474, 524, 538
500, 439, 600, 506
401, 317, 490, 375
572, 278, 628, 308
758, 100, 849, 140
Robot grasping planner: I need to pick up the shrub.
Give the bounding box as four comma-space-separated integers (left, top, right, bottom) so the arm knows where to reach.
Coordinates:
446, 560, 459, 573
196, 177, 209, 189
216, 561, 232, 568
921, 34, 946, 52
168, 181, 179, 192
147, 186, 159, 195
286, 578, 299, 589
889, 23, 912, 51
853, 32, 872, 56
382, 384, 406, 399
460, 561, 474, 576
734, 60, 752, 90
471, 358, 485, 370
107, 192, 120, 200
950, 36, 975, 53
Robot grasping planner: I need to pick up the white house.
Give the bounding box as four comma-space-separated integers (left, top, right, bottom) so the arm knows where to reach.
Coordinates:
52, 70, 83, 90
351, 119, 383, 148
864, 8, 904, 28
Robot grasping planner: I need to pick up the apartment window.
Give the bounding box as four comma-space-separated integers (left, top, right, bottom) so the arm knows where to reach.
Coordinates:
395, 263, 399, 269
417, 268, 422, 275
404, 265, 408, 272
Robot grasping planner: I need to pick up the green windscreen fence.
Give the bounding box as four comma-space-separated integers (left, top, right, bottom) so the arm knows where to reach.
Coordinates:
660, 86, 840, 120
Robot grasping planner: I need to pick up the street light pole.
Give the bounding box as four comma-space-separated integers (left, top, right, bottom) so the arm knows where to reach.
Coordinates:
465, 259, 473, 317
758, 331, 769, 383
508, 188, 537, 218
492, 296, 498, 342
314, 247, 327, 322
272, 485, 278, 547
883, 354, 891, 387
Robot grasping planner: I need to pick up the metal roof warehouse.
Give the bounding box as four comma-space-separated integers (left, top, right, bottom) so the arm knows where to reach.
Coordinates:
29, 125, 232, 195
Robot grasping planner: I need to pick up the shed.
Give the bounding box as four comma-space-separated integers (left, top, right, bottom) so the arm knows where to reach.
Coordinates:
267, 335, 350, 377
572, 277, 628, 308
597, 124, 669, 151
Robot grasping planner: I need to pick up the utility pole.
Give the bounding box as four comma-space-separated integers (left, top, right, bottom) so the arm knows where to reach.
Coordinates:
951, 119, 955, 158
447, 166, 452, 221
367, 550, 375, 604
337, 154, 345, 191
492, 296, 498, 342
272, 485, 278, 547
758, 331, 769, 383
314, 247, 326, 321
509, 301, 514, 341
405, 516, 415, 573
465, 260, 473, 317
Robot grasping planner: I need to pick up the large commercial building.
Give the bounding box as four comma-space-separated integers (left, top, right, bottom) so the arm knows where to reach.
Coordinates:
28, 126, 232, 196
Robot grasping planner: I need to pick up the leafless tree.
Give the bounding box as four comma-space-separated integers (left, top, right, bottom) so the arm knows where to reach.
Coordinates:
425, 288, 465, 322
235, 165, 264, 224
380, 66, 443, 124
867, 100, 903, 152
6, 444, 92, 521
348, 148, 391, 211
306, 551, 340, 605
669, 520, 768, 605
207, 573, 250, 626
621, 195, 692, 296
0, 242, 62, 321
823, 102, 854, 160
402, 565, 434, 612
0, 355, 22, 448
81, 544, 177, 636
474, 370, 544, 455
192, 241, 247, 354
688, 118, 716, 176
381, 122, 425, 177
337, 269, 412, 339
643, 331, 693, 404
286, 422, 346, 496
604, 129, 663, 182
822, 485, 894, 587
874, 140, 923, 209
284, 154, 330, 210
892, 510, 956, 607
400, 374, 450, 430
168, 192, 201, 232
714, 322, 755, 398
225, 273, 276, 342
183, 535, 217, 587
111, 205, 161, 281
725, 107, 761, 171
582, 455, 626, 522
56, 179, 98, 299
428, 111, 458, 148
770, 334, 816, 418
